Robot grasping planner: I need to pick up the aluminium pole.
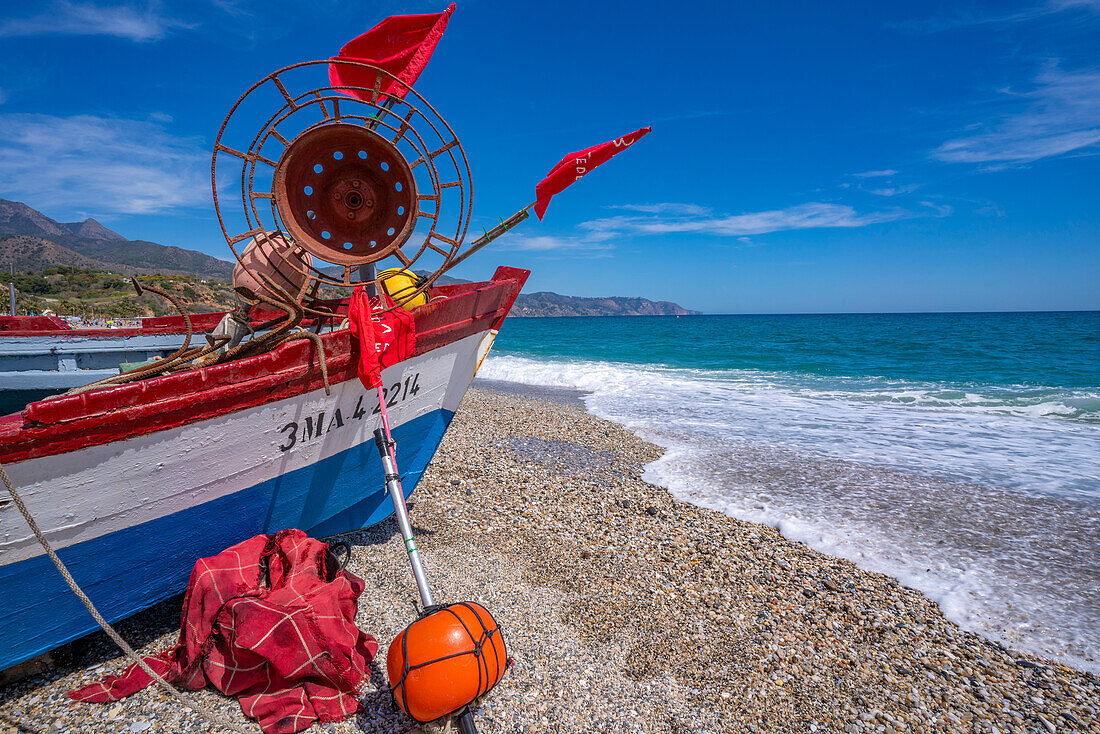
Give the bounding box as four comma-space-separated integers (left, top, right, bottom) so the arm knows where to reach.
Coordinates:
373, 425, 434, 608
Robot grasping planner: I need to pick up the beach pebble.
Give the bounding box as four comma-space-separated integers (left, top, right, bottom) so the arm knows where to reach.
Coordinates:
1, 387, 1096, 734
1036, 713, 1056, 733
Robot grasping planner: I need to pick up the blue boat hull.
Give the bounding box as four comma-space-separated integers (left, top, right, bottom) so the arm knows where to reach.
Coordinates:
0, 408, 453, 672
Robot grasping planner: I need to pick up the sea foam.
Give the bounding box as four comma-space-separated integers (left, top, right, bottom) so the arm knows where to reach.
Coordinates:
479, 353, 1100, 673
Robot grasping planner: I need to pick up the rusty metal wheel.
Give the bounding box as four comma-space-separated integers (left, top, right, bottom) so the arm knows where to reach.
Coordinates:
212, 59, 472, 310
273, 123, 418, 266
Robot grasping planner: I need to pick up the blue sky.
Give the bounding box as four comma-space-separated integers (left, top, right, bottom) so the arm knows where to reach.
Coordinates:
0, 0, 1097, 313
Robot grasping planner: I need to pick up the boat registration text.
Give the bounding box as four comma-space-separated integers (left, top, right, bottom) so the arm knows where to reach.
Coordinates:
277, 372, 423, 452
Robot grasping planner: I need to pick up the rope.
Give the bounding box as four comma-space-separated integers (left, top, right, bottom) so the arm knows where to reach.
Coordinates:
54, 279, 198, 398
0, 461, 254, 734
269, 328, 330, 395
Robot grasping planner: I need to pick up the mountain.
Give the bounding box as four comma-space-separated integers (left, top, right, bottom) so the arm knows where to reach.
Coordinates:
0, 236, 108, 273
511, 292, 698, 317
62, 217, 125, 241
71, 238, 234, 279
0, 200, 73, 239
0, 202, 697, 314
0, 200, 233, 280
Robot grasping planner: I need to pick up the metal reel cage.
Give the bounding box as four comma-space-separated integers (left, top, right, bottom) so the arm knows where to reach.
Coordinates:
212, 60, 473, 313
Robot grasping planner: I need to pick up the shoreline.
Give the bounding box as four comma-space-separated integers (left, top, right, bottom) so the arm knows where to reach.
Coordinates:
0, 387, 1096, 733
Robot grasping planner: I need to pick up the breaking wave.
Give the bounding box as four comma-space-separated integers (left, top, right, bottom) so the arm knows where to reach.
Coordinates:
479, 352, 1100, 673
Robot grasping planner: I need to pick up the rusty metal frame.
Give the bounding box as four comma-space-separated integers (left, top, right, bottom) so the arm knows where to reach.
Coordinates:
211, 59, 473, 312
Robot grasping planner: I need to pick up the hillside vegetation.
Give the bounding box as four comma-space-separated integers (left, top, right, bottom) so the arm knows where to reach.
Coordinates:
11, 267, 239, 318
512, 291, 698, 317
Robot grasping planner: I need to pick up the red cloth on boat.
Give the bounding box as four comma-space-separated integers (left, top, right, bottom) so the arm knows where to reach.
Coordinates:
329, 4, 456, 102
347, 286, 416, 389
69, 529, 378, 734
534, 126, 651, 220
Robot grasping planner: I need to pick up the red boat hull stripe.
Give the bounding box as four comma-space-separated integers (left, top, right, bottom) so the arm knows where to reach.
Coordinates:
0, 267, 529, 464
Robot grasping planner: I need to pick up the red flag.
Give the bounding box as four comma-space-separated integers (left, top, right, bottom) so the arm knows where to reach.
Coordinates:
534, 126, 651, 220
347, 286, 416, 389
329, 4, 456, 102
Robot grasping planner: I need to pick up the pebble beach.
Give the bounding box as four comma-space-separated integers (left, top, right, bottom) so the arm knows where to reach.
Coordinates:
1, 386, 1097, 733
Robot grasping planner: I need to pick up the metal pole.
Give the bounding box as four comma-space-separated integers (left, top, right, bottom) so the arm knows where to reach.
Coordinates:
360, 263, 378, 298
374, 427, 434, 608
8, 283, 14, 316
445, 202, 536, 273
368, 98, 397, 131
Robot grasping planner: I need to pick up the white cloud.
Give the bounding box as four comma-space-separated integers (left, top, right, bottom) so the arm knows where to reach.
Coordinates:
916, 201, 953, 217
0, 2, 189, 42
933, 65, 1100, 165
208, 0, 251, 16
500, 235, 578, 251
580, 201, 946, 239
493, 234, 613, 257
852, 169, 898, 178
897, 0, 1100, 31
606, 202, 713, 216
866, 183, 921, 197
0, 113, 208, 215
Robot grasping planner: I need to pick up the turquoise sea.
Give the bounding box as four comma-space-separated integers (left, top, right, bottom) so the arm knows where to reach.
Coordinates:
479, 311, 1100, 672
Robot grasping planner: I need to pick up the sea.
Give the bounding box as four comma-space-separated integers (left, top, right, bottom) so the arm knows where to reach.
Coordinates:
477, 311, 1100, 674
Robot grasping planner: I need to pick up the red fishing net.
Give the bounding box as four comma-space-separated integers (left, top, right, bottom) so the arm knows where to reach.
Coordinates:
70, 529, 378, 734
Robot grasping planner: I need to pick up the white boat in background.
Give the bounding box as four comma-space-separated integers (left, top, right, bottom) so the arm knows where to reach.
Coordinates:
0, 314, 212, 413
0, 315, 186, 391
0, 312, 276, 413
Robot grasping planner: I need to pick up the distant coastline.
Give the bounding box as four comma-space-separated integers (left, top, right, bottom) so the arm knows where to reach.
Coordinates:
1, 200, 698, 319
512, 291, 698, 318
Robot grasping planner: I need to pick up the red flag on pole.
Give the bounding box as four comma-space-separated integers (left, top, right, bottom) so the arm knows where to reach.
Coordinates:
347, 286, 416, 389
329, 4, 456, 102
534, 126, 651, 220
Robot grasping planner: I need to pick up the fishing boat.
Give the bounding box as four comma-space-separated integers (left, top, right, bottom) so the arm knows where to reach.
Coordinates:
0, 267, 526, 672
0, 11, 647, 712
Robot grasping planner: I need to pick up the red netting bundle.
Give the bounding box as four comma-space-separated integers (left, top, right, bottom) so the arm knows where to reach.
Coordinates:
387, 602, 509, 722
70, 529, 377, 734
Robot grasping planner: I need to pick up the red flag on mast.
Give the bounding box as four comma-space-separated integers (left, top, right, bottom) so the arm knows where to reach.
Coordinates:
534, 126, 651, 220
329, 4, 456, 102
347, 286, 416, 389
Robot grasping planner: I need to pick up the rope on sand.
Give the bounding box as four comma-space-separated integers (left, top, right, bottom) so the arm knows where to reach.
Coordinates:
0, 461, 255, 734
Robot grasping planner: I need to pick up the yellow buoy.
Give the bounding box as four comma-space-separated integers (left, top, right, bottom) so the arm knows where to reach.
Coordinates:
378, 268, 428, 309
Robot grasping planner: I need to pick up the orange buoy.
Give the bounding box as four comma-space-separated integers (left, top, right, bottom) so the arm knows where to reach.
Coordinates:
387, 602, 508, 722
